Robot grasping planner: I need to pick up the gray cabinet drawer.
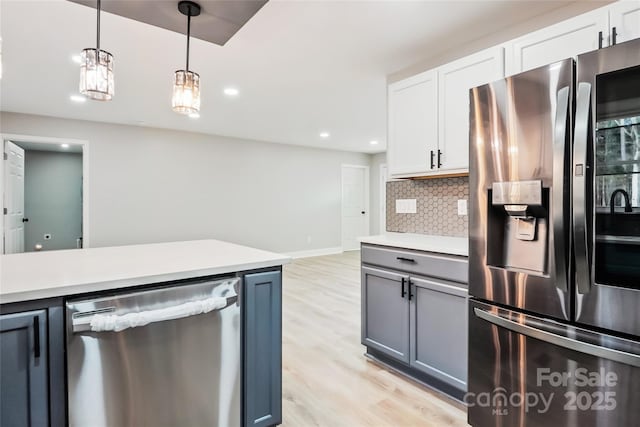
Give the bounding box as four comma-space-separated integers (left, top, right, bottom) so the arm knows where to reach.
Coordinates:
361, 244, 468, 283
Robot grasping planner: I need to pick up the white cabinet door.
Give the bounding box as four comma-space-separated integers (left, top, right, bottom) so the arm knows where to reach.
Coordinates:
609, 1, 640, 44
387, 70, 438, 177
438, 47, 504, 172
505, 8, 609, 75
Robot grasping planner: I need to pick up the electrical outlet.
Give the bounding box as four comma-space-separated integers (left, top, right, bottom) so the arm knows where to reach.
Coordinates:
44, 233, 52, 240
457, 199, 468, 216
307, 235, 312, 244
395, 199, 417, 214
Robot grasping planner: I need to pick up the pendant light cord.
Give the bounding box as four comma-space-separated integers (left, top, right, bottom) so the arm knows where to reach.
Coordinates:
186, 6, 191, 72
96, 0, 101, 52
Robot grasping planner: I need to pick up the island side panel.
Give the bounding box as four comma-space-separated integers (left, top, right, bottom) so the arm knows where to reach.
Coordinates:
243, 270, 283, 427
0, 309, 49, 427
0, 298, 66, 427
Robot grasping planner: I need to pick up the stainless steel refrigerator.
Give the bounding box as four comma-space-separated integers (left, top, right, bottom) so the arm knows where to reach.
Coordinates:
468, 37, 640, 427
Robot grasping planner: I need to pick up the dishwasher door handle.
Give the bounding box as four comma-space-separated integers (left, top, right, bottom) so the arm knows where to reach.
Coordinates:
72, 294, 238, 333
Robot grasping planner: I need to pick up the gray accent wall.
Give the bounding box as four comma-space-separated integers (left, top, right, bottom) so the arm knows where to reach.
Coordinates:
24, 150, 82, 252
1, 112, 371, 253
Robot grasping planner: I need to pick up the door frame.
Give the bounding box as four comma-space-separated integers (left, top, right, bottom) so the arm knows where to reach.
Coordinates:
341, 164, 370, 251
0, 133, 90, 254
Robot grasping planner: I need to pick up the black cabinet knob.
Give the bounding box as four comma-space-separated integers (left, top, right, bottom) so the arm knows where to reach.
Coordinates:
22, 218, 29, 223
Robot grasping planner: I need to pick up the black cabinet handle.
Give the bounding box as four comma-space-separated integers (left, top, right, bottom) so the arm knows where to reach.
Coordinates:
400, 277, 407, 298
437, 150, 443, 168
612, 27, 617, 45
361, 211, 366, 214
430, 150, 435, 169
598, 31, 603, 49
22, 218, 29, 223
33, 316, 41, 358
408, 279, 414, 301
396, 256, 416, 263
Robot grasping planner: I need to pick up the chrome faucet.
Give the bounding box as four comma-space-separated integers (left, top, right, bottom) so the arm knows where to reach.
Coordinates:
610, 189, 632, 214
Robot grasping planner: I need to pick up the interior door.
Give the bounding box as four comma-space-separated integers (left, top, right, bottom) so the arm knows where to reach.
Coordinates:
341, 165, 368, 251
4, 141, 26, 254
574, 38, 640, 337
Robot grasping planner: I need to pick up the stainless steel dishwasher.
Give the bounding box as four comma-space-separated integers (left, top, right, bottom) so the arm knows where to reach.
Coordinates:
65, 277, 241, 427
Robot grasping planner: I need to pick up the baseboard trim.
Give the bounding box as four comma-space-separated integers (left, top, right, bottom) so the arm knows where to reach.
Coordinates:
285, 247, 344, 259
364, 349, 467, 403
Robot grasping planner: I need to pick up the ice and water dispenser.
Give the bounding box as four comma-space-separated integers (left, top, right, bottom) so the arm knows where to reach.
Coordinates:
486, 180, 549, 274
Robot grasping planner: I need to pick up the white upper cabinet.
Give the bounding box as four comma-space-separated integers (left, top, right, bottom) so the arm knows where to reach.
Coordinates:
437, 47, 504, 172
505, 8, 609, 75
388, 49, 503, 178
609, 1, 640, 44
387, 70, 438, 177
387, 2, 637, 179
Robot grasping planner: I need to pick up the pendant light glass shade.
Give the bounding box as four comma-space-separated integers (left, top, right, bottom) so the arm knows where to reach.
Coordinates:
172, 1, 201, 115
79, 48, 114, 101
80, 0, 113, 101
172, 70, 200, 114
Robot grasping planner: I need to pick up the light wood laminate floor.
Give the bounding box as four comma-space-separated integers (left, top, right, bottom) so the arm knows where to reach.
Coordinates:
281, 251, 469, 427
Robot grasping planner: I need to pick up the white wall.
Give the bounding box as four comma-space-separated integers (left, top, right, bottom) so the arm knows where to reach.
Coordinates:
1, 112, 371, 254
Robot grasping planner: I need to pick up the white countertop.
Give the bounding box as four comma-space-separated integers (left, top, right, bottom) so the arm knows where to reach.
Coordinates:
0, 240, 291, 304
359, 233, 468, 256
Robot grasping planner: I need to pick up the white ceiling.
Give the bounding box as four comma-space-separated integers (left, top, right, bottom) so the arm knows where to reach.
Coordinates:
1, 0, 583, 153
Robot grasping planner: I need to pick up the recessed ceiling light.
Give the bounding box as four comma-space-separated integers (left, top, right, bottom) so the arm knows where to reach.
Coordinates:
70, 94, 86, 103
319, 132, 330, 139
71, 54, 82, 64
370, 140, 379, 145
223, 87, 239, 97
189, 112, 200, 119
61, 143, 70, 149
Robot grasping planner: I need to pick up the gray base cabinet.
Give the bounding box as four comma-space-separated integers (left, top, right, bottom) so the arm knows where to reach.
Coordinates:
0, 310, 49, 427
1, 270, 283, 427
361, 243, 468, 395
361, 267, 410, 362
0, 300, 65, 427
409, 277, 467, 390
243, 270, 282, 427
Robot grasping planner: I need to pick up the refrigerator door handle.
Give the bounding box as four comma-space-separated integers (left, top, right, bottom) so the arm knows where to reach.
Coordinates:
552, 86, 570, 292
573, 82, 592, 294
474, 308, 640, 368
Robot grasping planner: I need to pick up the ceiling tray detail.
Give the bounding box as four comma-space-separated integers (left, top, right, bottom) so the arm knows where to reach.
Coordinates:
67, 0, 268, 46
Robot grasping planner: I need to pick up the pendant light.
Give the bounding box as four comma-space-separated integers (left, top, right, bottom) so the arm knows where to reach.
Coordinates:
172, 1, 201, 115
79, 0, 114, 101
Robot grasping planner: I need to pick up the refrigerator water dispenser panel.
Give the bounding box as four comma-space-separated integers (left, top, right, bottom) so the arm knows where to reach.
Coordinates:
487, 180, 549, 274
492, 180, 543, 206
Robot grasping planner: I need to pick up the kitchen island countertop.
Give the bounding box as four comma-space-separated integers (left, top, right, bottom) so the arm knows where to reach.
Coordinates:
359, 232, 468, 256
0, 239, 291, 304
